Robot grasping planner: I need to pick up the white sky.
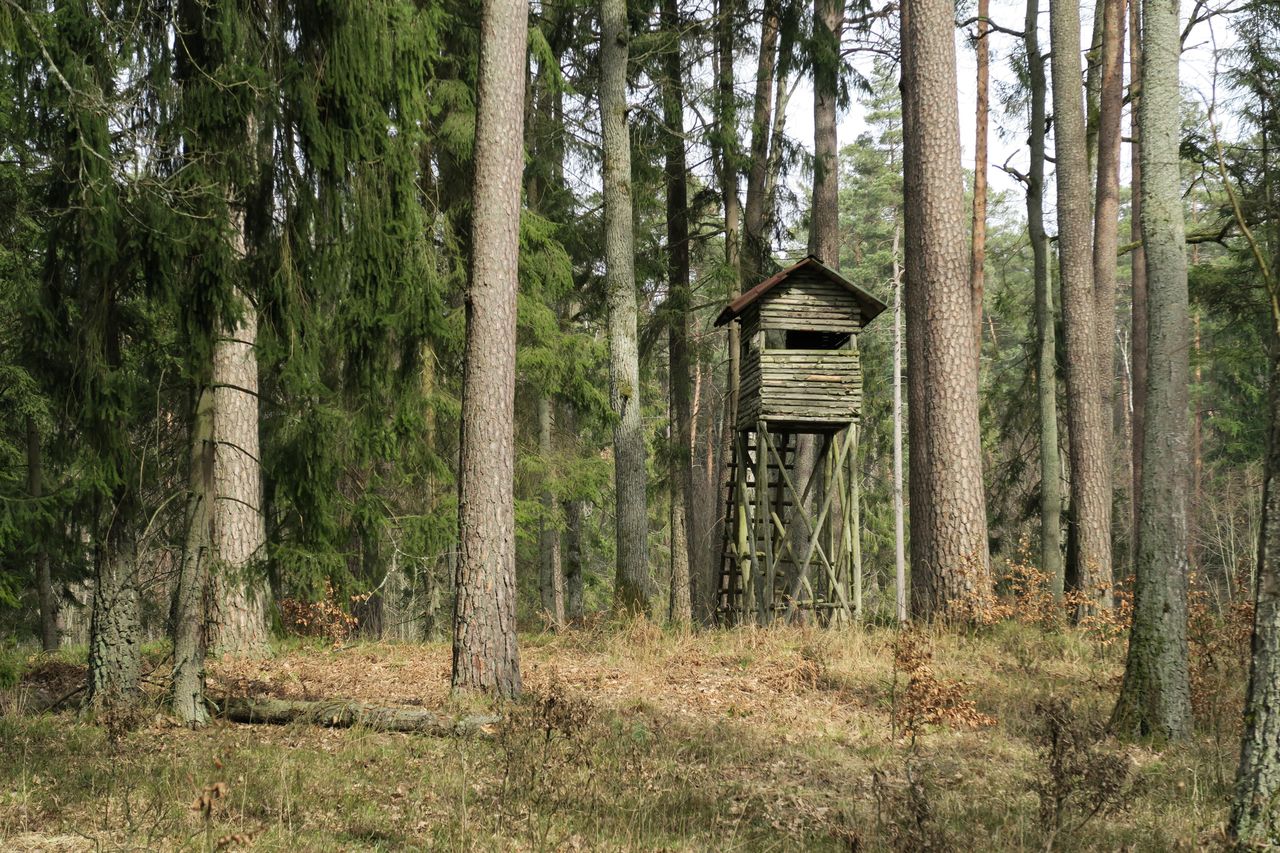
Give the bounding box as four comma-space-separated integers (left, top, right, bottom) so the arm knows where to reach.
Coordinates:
778, 0, 1239, 227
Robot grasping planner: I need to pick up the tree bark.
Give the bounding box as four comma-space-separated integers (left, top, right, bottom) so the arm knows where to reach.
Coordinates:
601, 0, 652, 614
172, 387, 215, 725
1050, 0, 1112, 611
710, 0, 741, 625
810, 0, 841, 266
451, 0, 526, 698
742, 0, 780, 284
901, 0, 991, 619
892, 223, 907, 625
1231, 346, 1280, 843
662, 0, 694, 629
970, 0, 990, 353
1111, 0, 1192, 740
561, 402, 586, 622
27, 419, 59, 652
86, 510, 141, 713
221, 697, 499, 734
537, 395, 565, 627
1129, 0, 1147, 570
1026, 0, 1063, 595
208, 280, 270, 656
1092, 0, 1125, 530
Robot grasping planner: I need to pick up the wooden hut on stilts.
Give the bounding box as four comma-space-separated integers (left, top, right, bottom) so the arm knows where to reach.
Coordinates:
715, 255, 887, 625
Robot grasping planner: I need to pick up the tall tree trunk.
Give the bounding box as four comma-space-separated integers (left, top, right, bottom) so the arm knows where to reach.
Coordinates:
451, 0, 526, 698
86, 504, 140, 713
1231, 345, 1280, 843
710, 0, 741, 625
901, 0, 991, 619
892, 223, 907, 625
27, 419, 59, 652
1092, 0, 1125, 539
1129, 0, 1147, 570
1050, 0, 1112, 611
601, 0, 652, 614
662, 0, 694, 629
1111, 0, 1192, 739
1026, 0, 1063, 594
970, 0, 990, 352
172, 387, 215, 725
811, 0, 841, 265
742, 0, 780, 283
208, 279, 270, 656
538, 395, 565, 627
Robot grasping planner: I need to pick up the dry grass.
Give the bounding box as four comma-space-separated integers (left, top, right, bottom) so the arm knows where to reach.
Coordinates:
0, 620, 1241, 850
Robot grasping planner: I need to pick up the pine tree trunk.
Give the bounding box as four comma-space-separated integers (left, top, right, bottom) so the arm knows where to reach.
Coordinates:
892, 224, 907, 625
27, 419, 59, 652
562, 486, 585, 622
209, 280, 270, 656
901, 0, 991, 619
742, 0, 779, 283
451, 0, 526, 698
1025, 0, 1063, 595
601, 0, 652, 613
537, 395, 565, 627
970, 0, 990, 352
710, 0, 742, 625
1111, 0, 1192, 739
1050, 0, 1112, 610
662, 0, 694, 629
1129, 0, 1147, 570
86, 509, 141, 713
172, 387, 215, 725
1231, 346, 1280, 842
1093, 0, 1125, 523
810, 0, 841, 266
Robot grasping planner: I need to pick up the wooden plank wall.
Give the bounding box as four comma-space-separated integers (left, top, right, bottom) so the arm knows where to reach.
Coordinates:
758, 272, 863, 334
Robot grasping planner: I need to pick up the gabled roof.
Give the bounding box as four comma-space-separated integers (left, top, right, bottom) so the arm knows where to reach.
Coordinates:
713, 255, 889, 327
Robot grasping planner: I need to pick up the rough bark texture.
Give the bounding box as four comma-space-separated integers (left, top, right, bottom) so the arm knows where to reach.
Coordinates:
1111, 0, 1192, 740
901, 0, 991, 619
742, 0, 779, 284
1231, 349, 1280, 843
208, 282, 270, 656
1092, 0, 1125, 518
892, 224, 907, 624
970, 0, 990, 353
601, 0, 652, 614
1025, 0, 1063, 595
537, 395, 565, 627
1050, 0, 1112, 610
221, 697, 499, 734
172, 386, 215, 725
86, 511, 141, 713
27, 419, 59, 652
561, 403, 586, 622
452, 0, 525, 698
710, 0, 741, 625
662, 0, 694, 629
810, 0, 841, 266
1129, 0, 1148, 566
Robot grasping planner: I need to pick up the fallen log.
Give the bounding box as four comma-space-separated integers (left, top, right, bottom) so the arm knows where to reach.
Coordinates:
217, 697, 499, 735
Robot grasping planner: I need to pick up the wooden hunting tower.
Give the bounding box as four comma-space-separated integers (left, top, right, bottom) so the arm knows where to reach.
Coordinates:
715, 255, 887, 625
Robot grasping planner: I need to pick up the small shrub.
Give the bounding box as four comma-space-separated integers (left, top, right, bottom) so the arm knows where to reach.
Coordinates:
890, 630, 994, 739
279, 580, 362, 646
1032, 696, 1134, 849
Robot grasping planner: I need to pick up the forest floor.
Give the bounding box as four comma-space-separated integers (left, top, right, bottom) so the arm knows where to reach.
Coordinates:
0, 619, 1245, 851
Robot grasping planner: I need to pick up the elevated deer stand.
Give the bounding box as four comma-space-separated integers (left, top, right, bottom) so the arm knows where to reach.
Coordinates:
716, 256, 887, 625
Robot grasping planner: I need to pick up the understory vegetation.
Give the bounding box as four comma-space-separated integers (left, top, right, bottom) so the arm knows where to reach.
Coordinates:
0, 607, 1249, 850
